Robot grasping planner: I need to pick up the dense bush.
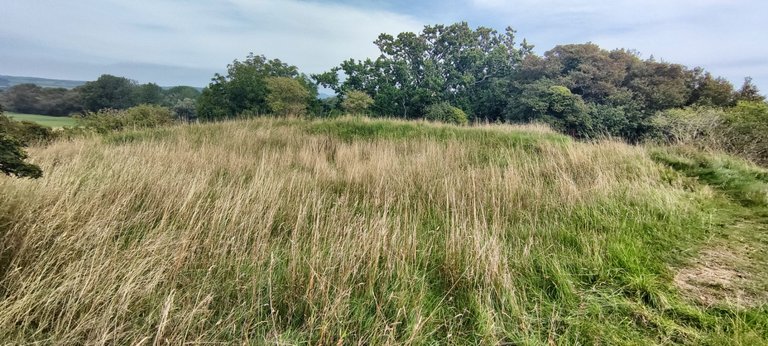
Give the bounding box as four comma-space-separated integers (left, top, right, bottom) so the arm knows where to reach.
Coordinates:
0, 113, 55, 146
77, 104, 176, 134
651, 101, 768, 165
424, 102, 468, 125
721, 101, 768, 165
651, 107, 726, 146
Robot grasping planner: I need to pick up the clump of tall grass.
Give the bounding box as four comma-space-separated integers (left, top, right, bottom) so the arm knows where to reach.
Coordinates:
0, 117, 763, 344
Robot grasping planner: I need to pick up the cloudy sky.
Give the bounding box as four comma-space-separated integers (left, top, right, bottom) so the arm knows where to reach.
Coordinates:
1, 0, 766, 92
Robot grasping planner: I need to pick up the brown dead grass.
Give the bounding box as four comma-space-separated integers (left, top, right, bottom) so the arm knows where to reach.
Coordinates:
674, 239, 767, 308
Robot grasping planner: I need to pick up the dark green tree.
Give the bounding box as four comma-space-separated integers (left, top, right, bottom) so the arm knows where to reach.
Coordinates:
507, 81, 593, 137
0, 84, 82, 116
197, 53, 315, 120
163, 86, 201, 106
314, 22, 532, 121
78, 74, 137, 111
0, 106, 42, 178
735, 77, 765, 102
132, 83, 164, 105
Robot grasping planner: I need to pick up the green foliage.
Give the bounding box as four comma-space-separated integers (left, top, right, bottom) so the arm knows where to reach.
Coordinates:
507, 81, 595, 137
265, 77, 310, 116
197, 53, 316, 120
77, 104, 175, 134
79, 74, 138, 111
132, 83, 164, 105
689, 70, 735, 107
722, 101, 768, 165
0, 113, 55, 145
650, 102, 768, 166
314, 22, 532, 121
424, 102, 468, 125
0, 107, 43, 178
197, 23, 764, 142
163, 86, 201, 107
652, 148, 768, 206
172, 98, 197, 122
0, 83, 81, 116
735, 77, 765, 103
0, 134, 42, 178
651, 107, 726, 145
340, 90, 373, 114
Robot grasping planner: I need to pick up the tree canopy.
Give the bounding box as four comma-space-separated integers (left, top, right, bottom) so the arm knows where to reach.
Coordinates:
0, 106, 43, 178
197, 53, 316, 120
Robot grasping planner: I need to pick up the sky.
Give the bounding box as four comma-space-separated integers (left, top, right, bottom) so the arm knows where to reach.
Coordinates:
0, 0, 766, 93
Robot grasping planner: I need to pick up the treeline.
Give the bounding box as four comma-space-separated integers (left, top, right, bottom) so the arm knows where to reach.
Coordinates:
0, 74, 200, 117
195, 22, 765, 145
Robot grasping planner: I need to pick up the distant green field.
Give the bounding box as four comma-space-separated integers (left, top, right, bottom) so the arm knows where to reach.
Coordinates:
5, 112, 77, 128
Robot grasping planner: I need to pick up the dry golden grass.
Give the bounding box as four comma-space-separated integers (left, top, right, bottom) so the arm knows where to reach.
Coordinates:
0, 117, 760, 344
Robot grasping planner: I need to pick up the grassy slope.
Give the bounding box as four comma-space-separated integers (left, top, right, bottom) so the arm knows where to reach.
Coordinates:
6, 112, 77, 128
0, 117, 766, 344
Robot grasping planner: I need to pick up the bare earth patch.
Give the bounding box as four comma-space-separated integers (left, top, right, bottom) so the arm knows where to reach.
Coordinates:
674, 226, 768, 308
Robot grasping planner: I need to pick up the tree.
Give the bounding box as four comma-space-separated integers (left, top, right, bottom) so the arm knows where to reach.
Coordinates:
507, 81, 593, 137
163, 86, 201, 106
0, 84, 81, 116
265, 77, 310, 116
314, 22, 532, 121
172, 98, 197, 122
79, 74, 137, 111
735, 77, 765, 102
689, 70, 735, 107
341, 90, 373, 114
197, 53, 316, 120
0, 106, 42, 178
132, 83, 164, 105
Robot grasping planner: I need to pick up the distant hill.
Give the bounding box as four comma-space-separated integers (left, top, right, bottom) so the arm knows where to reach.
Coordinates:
0, 75, 86, 90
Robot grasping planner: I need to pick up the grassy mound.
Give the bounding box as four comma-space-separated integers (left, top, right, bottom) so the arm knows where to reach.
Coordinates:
0, 117, 765, 344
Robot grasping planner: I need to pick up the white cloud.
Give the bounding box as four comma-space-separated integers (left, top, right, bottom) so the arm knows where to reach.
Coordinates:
0, 0, 423, 85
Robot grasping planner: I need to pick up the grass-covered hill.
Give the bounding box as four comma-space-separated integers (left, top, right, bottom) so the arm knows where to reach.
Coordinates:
1, 117, 766, 344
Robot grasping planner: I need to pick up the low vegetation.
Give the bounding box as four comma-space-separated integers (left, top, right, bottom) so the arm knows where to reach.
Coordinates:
1, 116, 766, 344
5, 112, 78, 128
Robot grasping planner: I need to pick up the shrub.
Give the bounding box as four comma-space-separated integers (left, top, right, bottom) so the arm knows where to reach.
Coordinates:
341, 90, 373, 114
722, 101, 768, 165
122, 104, 175, 128
651, 102, 768, 166
77, 104, 176, 134
424, 102, 468, 125
651, 107, 726, 146
0, 114, 55, 146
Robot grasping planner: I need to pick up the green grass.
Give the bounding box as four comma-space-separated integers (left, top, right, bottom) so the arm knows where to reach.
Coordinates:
5, 112, 77, 128
0, 117, 766, 344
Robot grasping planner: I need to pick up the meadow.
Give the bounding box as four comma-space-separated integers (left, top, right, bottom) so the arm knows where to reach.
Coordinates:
6, 112, 77, 128
0, 117, 766, 344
